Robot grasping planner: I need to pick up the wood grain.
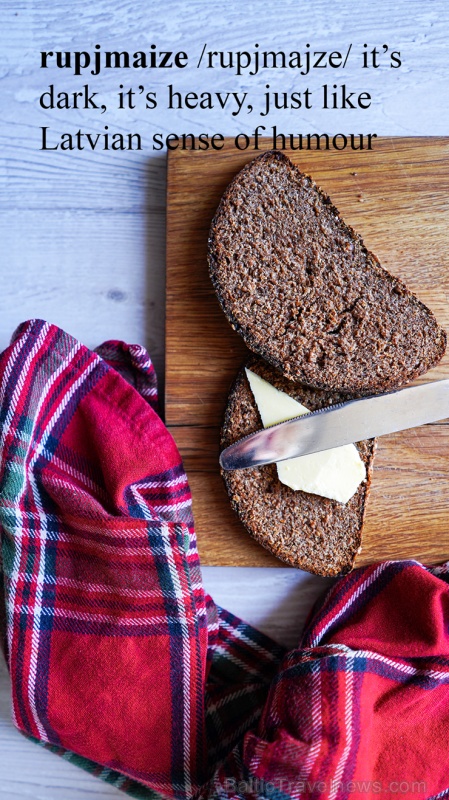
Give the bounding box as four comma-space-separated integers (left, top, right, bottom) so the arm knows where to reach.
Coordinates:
166, 137, 449, 568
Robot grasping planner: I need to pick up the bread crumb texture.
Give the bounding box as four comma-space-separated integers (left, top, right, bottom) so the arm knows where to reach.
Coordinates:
209, 151, 446, 392
221, 357, 377, 576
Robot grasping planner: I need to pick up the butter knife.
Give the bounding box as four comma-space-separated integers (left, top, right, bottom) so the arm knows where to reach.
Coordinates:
220, 379, 449, 470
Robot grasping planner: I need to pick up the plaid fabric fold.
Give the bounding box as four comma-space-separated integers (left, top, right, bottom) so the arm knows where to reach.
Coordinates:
1, 320, 449, 800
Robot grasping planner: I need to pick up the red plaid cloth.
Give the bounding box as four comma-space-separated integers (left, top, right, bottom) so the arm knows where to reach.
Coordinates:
1, 320, 449, 800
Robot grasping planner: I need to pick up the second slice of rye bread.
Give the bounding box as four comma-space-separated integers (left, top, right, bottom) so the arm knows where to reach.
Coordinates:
221, 357, 376, 576
209, 151, 446, 393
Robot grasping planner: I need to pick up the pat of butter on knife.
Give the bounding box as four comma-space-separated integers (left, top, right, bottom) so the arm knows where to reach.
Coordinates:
245, 368, 366, 504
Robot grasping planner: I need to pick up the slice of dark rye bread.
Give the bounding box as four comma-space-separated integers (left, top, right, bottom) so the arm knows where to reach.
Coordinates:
209, 151, 446, 393
221, 356, 377, 576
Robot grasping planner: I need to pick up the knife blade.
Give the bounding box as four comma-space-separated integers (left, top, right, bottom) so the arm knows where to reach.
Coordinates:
219, 379, 449, 471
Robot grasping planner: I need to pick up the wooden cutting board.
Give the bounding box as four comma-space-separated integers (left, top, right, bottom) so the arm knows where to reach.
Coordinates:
166, 137, 449, 568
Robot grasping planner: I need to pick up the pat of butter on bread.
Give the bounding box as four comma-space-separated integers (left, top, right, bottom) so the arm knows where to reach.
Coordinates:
245, 368, 366, 504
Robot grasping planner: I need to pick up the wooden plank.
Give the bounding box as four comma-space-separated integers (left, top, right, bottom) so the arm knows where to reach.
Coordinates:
166, 137, 449, 567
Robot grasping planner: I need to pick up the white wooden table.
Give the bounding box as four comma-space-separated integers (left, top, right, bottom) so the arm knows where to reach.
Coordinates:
1, 1, 448, 795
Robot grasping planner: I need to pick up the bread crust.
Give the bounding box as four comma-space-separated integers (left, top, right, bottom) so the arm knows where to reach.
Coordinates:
209, 151, 446, 393
221, 357, 376, 576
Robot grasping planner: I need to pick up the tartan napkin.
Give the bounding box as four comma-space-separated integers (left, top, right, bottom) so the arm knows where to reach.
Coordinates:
1, 319, 449, 800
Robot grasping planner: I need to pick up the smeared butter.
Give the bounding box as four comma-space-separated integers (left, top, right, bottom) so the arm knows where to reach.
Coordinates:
245, 368, 366, 504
